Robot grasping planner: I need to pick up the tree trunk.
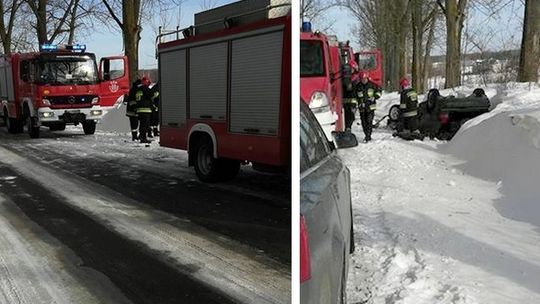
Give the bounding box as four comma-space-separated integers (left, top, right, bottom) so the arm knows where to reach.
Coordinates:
422, 16, 436, 91
442, 0, 467, 88
67, 0, 80, 44
518, 0, 540, 82
36, 0, 48, 44
122, 0, 141, 83
411, 0, 423, 92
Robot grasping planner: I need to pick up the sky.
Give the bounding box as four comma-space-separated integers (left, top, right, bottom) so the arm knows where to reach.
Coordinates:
86, 0, 235, 69
308, 0, 525, 55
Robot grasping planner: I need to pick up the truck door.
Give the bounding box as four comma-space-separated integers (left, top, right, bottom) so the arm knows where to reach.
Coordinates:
99, 56, 129, 107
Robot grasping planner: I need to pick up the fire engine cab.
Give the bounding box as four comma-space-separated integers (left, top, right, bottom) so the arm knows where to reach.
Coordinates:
156, 0, 291, 182
0, 44, 129, 138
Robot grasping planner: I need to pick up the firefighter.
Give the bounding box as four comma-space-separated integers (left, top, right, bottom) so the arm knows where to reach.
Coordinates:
343, 57, 359, 132
125, 79, 141, 141
135, 77, 154, 144
355, 71, 382, 142
418, 89, 442, 139
396, 77, 422, 140
149, 81, 160, 137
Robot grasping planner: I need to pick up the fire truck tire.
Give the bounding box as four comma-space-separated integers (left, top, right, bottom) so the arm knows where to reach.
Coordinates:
218, 159, 240, 182
83, 121, 96, 135
193, 137, 221, 182
27, 117, 40, 138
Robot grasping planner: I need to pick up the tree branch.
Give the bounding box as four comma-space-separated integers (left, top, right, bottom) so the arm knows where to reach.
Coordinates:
102, 0, 123, 29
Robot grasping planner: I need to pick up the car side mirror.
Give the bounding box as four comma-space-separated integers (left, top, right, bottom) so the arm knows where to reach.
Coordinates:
332, 131, 359, 148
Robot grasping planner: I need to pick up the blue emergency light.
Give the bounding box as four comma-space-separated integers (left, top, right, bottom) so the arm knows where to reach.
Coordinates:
39, 44, 86, 52
301, 21, 312, 32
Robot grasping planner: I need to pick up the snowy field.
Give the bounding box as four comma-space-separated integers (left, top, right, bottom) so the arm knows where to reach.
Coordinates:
344, 83, 540, 303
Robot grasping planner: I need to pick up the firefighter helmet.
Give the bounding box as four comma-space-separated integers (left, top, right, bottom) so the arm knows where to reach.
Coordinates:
141, 77, 151, 86
399, 77, 410, 89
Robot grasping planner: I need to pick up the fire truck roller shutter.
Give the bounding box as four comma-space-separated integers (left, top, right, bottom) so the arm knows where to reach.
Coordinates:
0, 57, 15, 102
189, 42, 228, 121
160, 49, 187, 127
229, 30, 283, 136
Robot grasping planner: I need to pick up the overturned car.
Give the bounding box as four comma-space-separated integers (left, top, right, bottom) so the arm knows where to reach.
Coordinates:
387, 88, 491, 140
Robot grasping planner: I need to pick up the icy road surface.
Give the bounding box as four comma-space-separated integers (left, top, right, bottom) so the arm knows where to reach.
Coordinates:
0, 122, 290, 304
345, 84, 540, 304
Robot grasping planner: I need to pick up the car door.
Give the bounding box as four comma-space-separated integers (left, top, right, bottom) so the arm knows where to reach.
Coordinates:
98, 56, 130, 107
300, 101, 352, 304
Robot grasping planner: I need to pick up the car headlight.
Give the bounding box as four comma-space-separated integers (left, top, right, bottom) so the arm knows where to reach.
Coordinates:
90, 110, 102, 116
309, 91, 330, 113
91, 97, 99, 104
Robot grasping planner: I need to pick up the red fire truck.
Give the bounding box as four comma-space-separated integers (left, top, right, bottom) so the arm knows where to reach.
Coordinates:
0, 44, 129, 138
355, 49, 383, 88
300, 24, 345, 140
156, 0, 291, 182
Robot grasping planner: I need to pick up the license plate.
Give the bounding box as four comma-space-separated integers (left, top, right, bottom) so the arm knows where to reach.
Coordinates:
66, 110, 80, 114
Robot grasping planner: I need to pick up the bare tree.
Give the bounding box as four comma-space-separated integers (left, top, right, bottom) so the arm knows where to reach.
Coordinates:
518, 0, 539, 82
411, 0, 439, 93
0, 0, 22, 53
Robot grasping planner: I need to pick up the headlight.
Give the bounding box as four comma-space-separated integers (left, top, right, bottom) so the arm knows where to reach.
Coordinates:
42, 98, 51, 106
309, 91, 330, 113
39, 112, 54, 118
91, 97, 99, 104
90, 110, 102, 116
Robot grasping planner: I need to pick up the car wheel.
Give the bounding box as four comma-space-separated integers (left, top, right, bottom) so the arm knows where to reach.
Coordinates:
193, 136, 220, 182
388, 105, 401, 122
83, 120, 96, 135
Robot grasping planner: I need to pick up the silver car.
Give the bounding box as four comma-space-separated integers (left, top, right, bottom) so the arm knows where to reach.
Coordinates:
300, 101, 355, 304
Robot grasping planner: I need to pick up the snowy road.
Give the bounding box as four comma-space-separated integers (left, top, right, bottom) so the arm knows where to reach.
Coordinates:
0, 126, 290, 304
343, 121, 540, 303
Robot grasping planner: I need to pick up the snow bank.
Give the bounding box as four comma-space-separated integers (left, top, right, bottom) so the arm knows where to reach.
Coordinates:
442, 82, 540, 229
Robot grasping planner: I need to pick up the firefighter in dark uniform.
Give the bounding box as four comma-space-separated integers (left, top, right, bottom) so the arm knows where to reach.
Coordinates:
418, 89, 442, 139
125, 79, 141, 141
149, 81, 160, 137
342, 61, 359, 132
396, 77, 422, 140
355, 71, 382, 142
135, 77, 154, 144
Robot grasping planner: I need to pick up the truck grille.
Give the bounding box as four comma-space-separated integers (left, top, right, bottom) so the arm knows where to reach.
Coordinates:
48, 95, 97, 106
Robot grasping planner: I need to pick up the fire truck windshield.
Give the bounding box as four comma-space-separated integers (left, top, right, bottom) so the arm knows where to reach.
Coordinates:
36, 55, 98, 85
358, 53, 377, 71
300, 40, 325, 77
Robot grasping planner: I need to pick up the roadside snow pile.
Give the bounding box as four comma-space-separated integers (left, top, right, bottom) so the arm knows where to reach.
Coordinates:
443, 82, 540, 228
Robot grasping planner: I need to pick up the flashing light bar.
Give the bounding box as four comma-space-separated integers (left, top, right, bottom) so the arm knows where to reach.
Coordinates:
40, 44, 86, 52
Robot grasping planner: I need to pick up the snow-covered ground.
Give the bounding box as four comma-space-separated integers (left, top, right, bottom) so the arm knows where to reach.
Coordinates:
344, 83, 540, 303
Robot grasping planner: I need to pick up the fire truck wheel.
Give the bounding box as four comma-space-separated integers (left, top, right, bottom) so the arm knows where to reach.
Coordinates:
193, 137, 221, 182
218, 159, 240, 181
27, 117, 40, 138
83, 121, 96, 135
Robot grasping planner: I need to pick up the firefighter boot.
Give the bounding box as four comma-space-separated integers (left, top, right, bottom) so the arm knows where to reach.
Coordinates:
131, 131, 138, 141
153, 127, 160, 136
147, 129, 153, 138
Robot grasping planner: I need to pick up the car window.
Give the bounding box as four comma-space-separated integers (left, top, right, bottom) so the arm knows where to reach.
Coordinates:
300, 102, 331, 173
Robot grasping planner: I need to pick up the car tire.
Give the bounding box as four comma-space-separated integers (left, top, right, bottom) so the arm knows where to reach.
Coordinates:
388, 105, 402, 122
193, 136, 221, 183
83, 120, 96, 135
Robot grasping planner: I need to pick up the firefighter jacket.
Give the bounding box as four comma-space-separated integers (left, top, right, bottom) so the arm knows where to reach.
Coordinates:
135, 84, 154, 114
400, 88, 419, 117
355, 81, 382, 111
125, 85, 139, 117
